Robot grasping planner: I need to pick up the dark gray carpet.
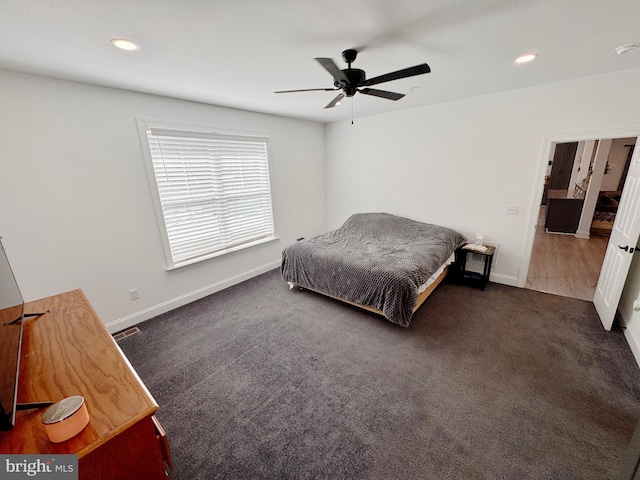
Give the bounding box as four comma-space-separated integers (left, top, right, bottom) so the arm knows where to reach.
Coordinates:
118, 269, 640, 479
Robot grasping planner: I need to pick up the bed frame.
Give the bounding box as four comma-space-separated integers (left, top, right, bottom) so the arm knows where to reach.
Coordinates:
295, 265, 449, 318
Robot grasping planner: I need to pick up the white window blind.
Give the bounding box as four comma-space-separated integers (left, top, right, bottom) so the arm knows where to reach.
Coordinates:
144, 126, 275, 268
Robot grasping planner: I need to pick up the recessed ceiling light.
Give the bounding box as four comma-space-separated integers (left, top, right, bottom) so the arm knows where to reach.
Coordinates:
615, 44, 638, 55
110, 38, 140, 51
515, 53, 537, 64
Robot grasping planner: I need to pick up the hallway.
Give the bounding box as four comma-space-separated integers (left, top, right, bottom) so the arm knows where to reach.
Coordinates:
526, 207, 609, 301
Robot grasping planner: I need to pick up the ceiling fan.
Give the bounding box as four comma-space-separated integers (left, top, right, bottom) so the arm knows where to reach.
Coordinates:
275, 49, 431, 109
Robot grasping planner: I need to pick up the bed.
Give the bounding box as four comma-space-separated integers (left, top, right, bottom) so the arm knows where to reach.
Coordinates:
281, 212, 466, 327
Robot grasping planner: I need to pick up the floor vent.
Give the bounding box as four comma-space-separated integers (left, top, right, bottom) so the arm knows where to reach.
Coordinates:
112, 326, 140, 342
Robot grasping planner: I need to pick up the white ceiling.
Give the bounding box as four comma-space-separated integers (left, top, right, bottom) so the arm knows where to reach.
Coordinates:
1, 0, 639, 124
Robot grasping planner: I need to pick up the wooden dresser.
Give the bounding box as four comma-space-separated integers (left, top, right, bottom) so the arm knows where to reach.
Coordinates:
0, 289, 171, 479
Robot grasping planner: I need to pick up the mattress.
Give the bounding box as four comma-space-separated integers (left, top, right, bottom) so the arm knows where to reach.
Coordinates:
281, 213, 466, 326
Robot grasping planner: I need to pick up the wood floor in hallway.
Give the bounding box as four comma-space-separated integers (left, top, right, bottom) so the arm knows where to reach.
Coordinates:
526, 207, 609, 301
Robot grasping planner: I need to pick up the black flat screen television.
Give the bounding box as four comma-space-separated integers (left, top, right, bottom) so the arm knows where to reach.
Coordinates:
0, 238, 25, 430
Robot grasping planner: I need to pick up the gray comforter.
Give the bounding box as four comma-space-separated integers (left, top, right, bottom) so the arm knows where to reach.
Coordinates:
281, 212, 466, 327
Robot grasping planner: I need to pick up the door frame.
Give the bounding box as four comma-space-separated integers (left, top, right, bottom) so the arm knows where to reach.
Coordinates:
519, 126, 640, 289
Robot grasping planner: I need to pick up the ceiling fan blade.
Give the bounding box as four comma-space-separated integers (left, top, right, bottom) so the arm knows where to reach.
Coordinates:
275, 87, 338, 93
359, 88, 405, 101
324, 93, 345, 109
315, 58, 349, 84
360, 63, 431, 87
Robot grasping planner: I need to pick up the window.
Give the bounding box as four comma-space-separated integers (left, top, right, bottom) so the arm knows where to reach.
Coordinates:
139, 121, 276, 269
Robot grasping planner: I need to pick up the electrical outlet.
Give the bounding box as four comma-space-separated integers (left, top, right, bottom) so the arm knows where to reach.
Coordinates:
506, 205, 518, 215
129, 288, 139, 301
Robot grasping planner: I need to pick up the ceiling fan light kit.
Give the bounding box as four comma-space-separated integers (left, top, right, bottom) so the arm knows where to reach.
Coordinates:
275, 49, 431, 109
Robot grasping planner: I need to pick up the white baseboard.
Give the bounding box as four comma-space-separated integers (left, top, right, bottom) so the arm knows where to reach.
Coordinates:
623, 326, 640, 370
619, 309, 640, 370
105, 260, 280, 334
106, 262, 518, 334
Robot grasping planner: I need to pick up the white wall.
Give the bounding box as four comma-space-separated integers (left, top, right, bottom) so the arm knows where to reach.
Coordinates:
601, 137, 636, 192
3, 65, 640, 340
620, 248, 640, 365
0, 69, 326, 332
325, 67, 640, 287
567, 141, 584, 192
576, 139, 612, 239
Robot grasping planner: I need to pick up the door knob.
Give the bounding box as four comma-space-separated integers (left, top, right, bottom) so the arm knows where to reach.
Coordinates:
619, 245, 636, 253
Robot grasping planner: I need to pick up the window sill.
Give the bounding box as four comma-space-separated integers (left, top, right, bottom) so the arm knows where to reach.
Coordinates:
166, 235, 279, 271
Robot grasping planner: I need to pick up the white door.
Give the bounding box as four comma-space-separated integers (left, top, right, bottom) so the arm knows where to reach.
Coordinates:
594, 145, 640, 330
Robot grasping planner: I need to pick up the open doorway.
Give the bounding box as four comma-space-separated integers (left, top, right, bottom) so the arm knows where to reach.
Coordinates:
525, 136, 636, 301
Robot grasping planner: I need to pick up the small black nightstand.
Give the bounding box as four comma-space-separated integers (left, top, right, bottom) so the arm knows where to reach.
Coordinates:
455, 244, 495, 291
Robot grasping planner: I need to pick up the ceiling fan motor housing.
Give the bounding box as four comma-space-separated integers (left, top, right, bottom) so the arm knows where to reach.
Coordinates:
337, 68, 366, 96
